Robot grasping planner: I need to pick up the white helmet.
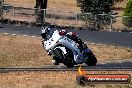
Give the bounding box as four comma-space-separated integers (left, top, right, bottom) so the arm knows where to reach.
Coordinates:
41, 26, 53, 40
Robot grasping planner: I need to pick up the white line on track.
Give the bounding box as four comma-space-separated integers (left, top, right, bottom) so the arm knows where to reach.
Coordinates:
118, 62, 123, 63
23, 35, 28, 37
99, 63, 106, 65
31, 36, 36, 37
3, 33, 43, 39
39, 37, 42, 39
12, 34, 17, 36
4, 33, 9, 35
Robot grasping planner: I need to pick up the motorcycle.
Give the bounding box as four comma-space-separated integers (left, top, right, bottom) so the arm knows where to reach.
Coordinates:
41, 27, 97, 67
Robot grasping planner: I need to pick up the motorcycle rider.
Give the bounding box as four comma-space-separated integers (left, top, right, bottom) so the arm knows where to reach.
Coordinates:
41, 26, 54, 56
41, 27, 85, 52
67, 32, 85, 51
58, 30, 85, 51
41, 26, 53, 40
41, 27, 97, 67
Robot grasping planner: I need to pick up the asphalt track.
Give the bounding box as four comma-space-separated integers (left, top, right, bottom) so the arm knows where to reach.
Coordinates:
0, 24, 132, 48
0, 60, 132, 72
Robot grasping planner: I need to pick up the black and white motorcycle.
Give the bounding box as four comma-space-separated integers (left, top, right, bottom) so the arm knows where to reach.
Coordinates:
41, 27, 97, 67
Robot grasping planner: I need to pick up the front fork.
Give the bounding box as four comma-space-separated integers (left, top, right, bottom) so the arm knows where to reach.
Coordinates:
42, 40, 52, 56
42, 40, 44, 47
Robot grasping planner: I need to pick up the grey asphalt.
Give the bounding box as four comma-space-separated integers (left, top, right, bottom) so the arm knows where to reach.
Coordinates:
0, 24, 132, 48
0, 60, 132, 73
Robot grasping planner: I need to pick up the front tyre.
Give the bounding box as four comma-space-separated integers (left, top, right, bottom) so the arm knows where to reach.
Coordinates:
52, 56, 59, 65
85, 52, 97, 66
63, 49, 74, 68
54, 48, 74, 68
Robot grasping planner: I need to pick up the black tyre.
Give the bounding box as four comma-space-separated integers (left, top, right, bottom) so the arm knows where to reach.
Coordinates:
63, 48, 74, 68
76, 76, 87, 86
52, 56, 59, 65
54, 47, 74, 68
54, 48, 63, 60
85, 52, 97, 66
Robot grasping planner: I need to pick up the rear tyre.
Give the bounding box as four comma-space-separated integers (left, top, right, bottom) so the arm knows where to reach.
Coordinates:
85, 52, 97, 66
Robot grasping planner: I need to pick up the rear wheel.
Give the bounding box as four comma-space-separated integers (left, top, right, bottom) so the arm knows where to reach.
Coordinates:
85, 52, 97, 66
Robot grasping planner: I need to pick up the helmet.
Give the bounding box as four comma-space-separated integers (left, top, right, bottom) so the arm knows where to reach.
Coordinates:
41, 26, 53, 40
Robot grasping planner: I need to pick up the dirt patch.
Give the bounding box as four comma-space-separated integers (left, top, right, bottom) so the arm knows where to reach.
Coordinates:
0, 34, 131, 67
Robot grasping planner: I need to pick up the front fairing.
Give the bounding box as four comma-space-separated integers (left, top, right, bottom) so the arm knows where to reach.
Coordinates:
57, 37, 84, 63
44, 30, 62, 50
58, 36, 79, 50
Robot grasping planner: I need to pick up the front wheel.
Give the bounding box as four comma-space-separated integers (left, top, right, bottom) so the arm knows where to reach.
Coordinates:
52, 56, 59, 65
85, 52, 97, 66
63, 49, 74, 68
54, 48, 74, 68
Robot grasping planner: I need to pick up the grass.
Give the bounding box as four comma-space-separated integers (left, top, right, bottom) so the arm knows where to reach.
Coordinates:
0, 33, 131, 67
0, 34, 52, 67
4, 0, 128, 15
4, 0, 80, 12
88, 44, 132, 63
0, 71, 132, 88
1, 1, 131, 88
4, 0, 130, 31
3, 0, 80, 27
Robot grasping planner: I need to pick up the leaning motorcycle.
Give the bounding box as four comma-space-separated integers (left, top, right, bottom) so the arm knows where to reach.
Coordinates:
41, 27, 97, 68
